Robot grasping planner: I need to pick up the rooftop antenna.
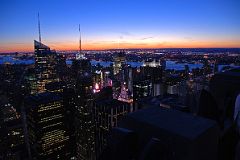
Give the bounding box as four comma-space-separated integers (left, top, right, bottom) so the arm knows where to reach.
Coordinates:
79, 24, 82, 54
38, 12, 42, 43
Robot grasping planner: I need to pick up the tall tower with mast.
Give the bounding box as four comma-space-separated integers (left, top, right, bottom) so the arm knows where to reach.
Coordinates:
76, 24, 86, 60
74, 24, 95, 160
38, 12, 42, 43
79, 24, 81, 54
25, 13, 70, 160
34, 13, 58, 92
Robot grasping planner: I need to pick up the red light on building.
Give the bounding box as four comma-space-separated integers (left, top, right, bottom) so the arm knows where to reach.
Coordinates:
93, 83, 100, 93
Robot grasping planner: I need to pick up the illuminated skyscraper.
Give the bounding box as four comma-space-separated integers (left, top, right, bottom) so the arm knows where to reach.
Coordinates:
34, 14, 58, 93
23, 92, 70, 159
113, 51, 126, 75
34, 40, 58, 93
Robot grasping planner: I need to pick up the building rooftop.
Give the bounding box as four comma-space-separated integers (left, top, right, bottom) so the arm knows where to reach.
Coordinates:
116, 107, 219, 160
96, 99, 128, 107
212, 68, 240, 86
24, 92, 61, 108
34, 40, 50, 50
120, 107, 218, 140
219, 67, 240, 76
138, 95, 188, 111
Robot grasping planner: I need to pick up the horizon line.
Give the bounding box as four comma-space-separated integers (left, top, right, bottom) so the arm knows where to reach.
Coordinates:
1, 47, 240, 54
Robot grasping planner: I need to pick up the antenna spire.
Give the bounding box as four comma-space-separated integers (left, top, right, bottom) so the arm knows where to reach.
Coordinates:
38, 12, 42, 43
79, 24, 81, 54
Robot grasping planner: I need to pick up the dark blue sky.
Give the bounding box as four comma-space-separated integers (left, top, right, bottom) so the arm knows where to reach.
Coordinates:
0, 0, 240, 52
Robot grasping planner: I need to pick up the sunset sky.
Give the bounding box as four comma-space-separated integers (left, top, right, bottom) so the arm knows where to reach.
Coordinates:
0, 0, 240, 52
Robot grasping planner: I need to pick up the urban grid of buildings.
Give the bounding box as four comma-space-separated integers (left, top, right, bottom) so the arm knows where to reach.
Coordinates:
0, 20, 240, 160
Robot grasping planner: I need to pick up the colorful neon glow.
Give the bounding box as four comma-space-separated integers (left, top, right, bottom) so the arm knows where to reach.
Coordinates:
93, 83, 100, 93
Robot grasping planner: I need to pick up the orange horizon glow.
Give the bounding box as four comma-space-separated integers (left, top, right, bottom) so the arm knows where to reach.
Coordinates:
1, 40, 240, 53
2, 0, 240, 54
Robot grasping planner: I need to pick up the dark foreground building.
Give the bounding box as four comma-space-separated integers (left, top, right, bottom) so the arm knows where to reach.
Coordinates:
208, 68, 240, 160
101, 107, 220, 160
94, 99, 131, 158
210, 68, 240, 122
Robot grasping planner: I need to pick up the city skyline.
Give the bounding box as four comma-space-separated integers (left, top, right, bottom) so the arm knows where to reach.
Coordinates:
1, 0, 240, 53
1, 1, 240, 159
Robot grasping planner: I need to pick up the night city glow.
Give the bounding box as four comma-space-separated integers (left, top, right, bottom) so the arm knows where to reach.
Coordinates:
1, 0, 240, 160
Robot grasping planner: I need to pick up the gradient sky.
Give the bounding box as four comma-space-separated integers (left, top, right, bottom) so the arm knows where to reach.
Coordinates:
0, 0, 240, 52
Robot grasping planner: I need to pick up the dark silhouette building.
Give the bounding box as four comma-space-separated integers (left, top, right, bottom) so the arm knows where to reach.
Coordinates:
210, 68, 240, 121
75, 73, 95, 160
208, 68, 240, 160
0, 102, 26, 159
133, 79, 152, 101
94, 99, 131, 158
103, 107, 220, 160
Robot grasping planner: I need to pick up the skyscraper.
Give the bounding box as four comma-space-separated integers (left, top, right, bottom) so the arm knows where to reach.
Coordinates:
75, 74, 95, 160
94, 99, 132, 159
113, 51, 126, 75
23, 92, 70, 159
34, 40, 59, 93
76, 24, 86, 60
